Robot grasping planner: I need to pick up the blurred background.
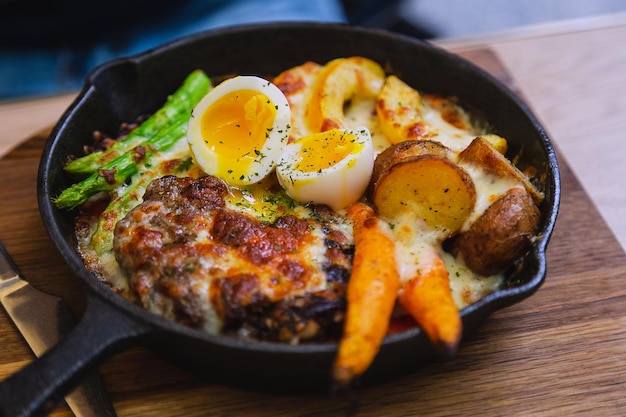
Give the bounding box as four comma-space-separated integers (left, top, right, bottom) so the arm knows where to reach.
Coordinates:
344, 0, 626, 39
1, 0, 626, 99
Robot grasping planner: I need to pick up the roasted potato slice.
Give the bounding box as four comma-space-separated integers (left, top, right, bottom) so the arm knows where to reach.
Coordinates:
458, 136, 543, 204
306, 56, 385, 132
376, 75, 436, 143
371, 153, 477, 236
451, 187, 541, 276
370, 140, 455, 190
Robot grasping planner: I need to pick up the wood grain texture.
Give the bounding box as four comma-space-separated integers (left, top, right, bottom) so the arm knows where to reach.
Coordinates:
1, 48, 625, 417
0, 94, 76, 159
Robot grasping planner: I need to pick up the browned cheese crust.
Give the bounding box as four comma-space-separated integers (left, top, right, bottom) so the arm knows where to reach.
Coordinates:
113, 175, 352, 343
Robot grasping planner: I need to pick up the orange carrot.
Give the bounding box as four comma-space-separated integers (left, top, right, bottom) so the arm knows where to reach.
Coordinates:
333, 202, 401, 387
398, 249, 462, 358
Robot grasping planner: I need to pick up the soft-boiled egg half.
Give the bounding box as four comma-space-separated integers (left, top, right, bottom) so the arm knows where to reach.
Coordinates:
276, 127, 374, 211
187, 75, 291, 186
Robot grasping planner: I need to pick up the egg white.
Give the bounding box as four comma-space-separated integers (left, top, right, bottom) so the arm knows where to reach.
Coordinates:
187, 75, 291, 186
276, 127, 374, 211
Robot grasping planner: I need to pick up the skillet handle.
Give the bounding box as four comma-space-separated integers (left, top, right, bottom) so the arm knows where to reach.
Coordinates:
0, 294, 154, 417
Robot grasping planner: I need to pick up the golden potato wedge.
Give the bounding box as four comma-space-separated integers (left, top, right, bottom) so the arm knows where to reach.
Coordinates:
480, 133, 508, 155
458, 136, 543, 204
376, 75, 436, 144
372, 154, 477, 236
451, 187, 541, 276
273, 61, 322, 142
306, 56, 385, 133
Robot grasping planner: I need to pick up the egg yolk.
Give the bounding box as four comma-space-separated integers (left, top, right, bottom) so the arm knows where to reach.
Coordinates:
200, 89, 277, 177
295, 129, 362, 173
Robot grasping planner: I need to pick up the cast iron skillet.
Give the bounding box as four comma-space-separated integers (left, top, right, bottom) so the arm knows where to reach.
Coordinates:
0, 22, 560, 416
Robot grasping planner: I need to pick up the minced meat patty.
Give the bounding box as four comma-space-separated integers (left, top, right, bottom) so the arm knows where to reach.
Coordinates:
113, 175, 352, 343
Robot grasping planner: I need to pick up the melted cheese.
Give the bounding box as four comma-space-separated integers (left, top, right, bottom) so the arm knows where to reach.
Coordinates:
76, 62, 540, 339
337, 84, 519, 310
343, 98, 389, 153
420, 106, 475, 152
341, 91, 484, 156
441, 251, 503, 307
390, 210, 504, 310
458, 162, 525, 230
76, 137, 200, 296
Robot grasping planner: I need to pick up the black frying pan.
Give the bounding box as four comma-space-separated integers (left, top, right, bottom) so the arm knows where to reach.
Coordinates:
0, 22, 560, 416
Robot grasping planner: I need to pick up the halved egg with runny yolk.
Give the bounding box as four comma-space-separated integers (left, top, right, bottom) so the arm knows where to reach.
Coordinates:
187, 75, 291, 186
276, 127, 374, 211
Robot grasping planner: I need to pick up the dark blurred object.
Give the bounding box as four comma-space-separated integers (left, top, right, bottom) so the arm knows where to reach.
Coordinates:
0, 0, 183, 47
343, 0, 626, 40
341, 0, 435, 38
0, 0, 346, 99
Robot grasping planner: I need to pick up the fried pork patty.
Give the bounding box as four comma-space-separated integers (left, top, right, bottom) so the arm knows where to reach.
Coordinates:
113, 175, 352, 343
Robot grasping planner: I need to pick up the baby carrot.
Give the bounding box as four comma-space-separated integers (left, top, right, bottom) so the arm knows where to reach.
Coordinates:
333, 202, 401, 387
399, 249, 462, 358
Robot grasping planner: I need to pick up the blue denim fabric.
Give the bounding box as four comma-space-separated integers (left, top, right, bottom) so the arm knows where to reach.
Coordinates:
0, 0, 346, 99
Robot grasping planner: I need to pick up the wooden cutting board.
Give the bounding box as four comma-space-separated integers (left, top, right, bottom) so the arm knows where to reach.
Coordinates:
1, 47, 625, 417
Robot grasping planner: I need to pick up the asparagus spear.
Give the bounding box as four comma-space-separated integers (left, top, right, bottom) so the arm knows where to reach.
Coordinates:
54, 118, 188, 209
64, 69, 210, 177
89, 174, 150, 256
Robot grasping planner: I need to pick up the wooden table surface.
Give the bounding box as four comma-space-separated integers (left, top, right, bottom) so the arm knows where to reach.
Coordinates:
1, 17, 626, 416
